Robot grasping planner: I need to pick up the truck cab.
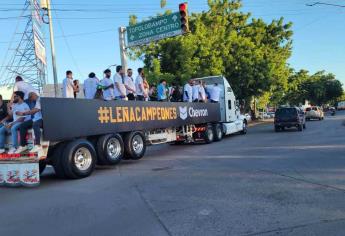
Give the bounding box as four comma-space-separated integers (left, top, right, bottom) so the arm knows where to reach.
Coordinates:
197, 76, 247, 136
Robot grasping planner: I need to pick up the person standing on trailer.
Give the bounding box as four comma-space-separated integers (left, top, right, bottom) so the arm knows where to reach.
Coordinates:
73, 80, 80, 99
192, 80, 200, 102
100, 69, 115, 101
210, 83, 221, 103
198, 81, 207, 103
157, 79, 168, 102
183, 79, 193, 102
113, 65, 127, 100
83, 72, 99, 99
62, 71, 78, 98
13, 76, 37, 101
136, 68, 147, 101
16, 92, 43, 154
0, 91, 31, 154
124, 68, 136, 101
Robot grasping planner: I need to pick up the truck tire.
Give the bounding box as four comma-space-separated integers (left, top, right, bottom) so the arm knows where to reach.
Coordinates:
298, 124, 303, 132
241, 121, 247, 135
204, 125, 214, 144
39, 160, 47, 175
62, 139, 97, 179
51, 142, 67, 179
213, 124, 223, 142
97, 134, 124, 165
274, 126, 280, 132
303, 123, 306, 129
124, 132, 146, 160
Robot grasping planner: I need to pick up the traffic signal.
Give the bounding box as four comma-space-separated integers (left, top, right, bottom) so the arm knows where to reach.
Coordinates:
179, 3, 189, 33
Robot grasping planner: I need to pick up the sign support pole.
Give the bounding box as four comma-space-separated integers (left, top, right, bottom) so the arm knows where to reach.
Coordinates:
45, 0, 59, 97
119, 27, 128, 72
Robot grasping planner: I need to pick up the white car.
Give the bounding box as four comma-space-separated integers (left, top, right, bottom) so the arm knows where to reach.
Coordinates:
305, 106, 324, 120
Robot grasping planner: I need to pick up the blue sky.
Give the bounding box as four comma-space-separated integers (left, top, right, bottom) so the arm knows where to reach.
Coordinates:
0, 0, 344, 85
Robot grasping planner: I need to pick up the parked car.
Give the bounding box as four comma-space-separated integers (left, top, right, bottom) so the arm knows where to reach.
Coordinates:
305, 106, 324, 120
274, 107, 306, 132
267, 112, 275, 118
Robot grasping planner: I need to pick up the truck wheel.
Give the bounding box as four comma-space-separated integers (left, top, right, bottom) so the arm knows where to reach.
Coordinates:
124, 132, 146, 160
298, 124, 303, 132
274, 126, 280, 132
213, 124, 223, 142
241, 121, 247, 135
97, 134, 124, 165
39, 160, 47, 175
204, 125, 214, 144
51, 143, 67, 179
303, 123, 306, 129
62, 139, 97, 179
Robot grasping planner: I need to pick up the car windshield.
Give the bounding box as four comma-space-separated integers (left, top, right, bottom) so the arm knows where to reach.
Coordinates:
306, 108, 311, 111
275, 108, 297, 117
312, 107, 318, 111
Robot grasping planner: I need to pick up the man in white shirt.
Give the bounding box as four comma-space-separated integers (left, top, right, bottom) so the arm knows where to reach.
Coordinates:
113, 65, 127, 100
210, 83, 221, 103
83, 72, 99, 99
16, 92, 43, 154
13, 76, 37, 100
100, 69, 114, 101
183, 79, 194, 102
135, 68, 147, 101
192, 80, 200, 102
198, 81, 207, 102
0, 91, 31, 154
62, 70, 78, 98
124, 68, 136, 101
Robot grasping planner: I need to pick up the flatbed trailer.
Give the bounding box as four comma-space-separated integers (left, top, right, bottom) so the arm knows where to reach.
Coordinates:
0, 76, 248, 183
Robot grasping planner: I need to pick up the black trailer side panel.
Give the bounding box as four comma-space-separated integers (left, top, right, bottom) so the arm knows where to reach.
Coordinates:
41, 98, 221, 141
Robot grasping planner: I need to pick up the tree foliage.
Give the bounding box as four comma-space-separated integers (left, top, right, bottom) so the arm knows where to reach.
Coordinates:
283, 70, 343, 106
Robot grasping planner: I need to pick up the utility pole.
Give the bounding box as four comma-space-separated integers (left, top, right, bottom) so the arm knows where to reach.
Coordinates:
41, 0, 59, 97
118, 27, 128, 72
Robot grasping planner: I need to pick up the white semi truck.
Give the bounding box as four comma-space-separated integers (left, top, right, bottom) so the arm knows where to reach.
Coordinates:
1, 76, 247, 181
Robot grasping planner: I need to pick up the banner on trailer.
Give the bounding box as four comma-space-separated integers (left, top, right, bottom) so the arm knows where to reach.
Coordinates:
41, 98, 221, 141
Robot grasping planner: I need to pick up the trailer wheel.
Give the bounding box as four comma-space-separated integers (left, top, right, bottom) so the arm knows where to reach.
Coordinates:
51, 143, 67, 179
204, 125, 214, 144
62, 139, 96, 179
97, 134, 124, 165
124, 132, 146, 160
213, 124, 223, 142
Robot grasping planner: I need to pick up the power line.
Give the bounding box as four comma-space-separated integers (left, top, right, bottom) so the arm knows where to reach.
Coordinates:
51, 0, 84, 78
0, 28, 116, 44
306, 2, 345, 8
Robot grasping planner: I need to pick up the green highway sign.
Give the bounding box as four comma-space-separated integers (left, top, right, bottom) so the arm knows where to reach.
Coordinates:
126, 12, 183, 47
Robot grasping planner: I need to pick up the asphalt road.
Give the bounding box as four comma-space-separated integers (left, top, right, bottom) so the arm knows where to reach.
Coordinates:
1, 112, 345, 236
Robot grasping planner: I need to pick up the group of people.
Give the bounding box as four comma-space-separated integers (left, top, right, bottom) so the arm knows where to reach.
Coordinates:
0, 67, 221, 155
0, 76, 42, 155
63, 66, 221, 103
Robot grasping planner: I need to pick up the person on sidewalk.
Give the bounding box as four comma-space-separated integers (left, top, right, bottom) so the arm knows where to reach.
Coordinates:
16, 92, 43, 154
0, 91, 31, 154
